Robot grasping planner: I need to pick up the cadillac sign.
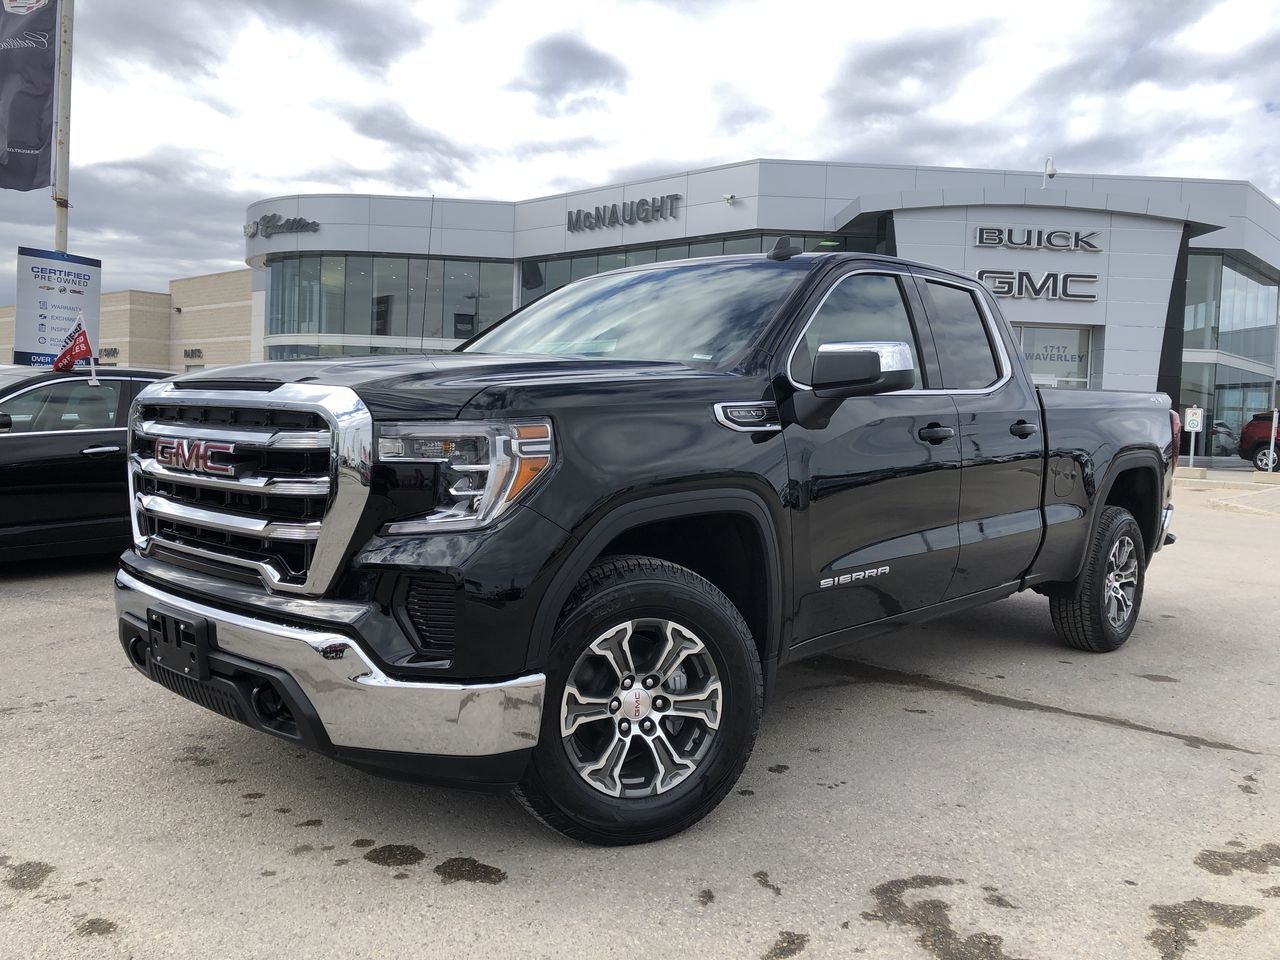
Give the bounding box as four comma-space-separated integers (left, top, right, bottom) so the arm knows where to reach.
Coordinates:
568, 194, 681, 232
244, 213, 321, 239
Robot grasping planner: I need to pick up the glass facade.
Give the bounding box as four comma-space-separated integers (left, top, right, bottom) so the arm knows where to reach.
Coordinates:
518, 234, 874, 304
267, 254, 513, 343
265, 236, 877, 358
1180, 253, 1280, 458
1184, 254, 1278, 362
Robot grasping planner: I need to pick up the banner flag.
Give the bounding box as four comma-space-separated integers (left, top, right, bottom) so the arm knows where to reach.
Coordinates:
0, 0, 58, 192
52, 315, 90, 370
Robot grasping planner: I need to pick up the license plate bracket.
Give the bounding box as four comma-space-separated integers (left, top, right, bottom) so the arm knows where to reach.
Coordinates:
147, 608, 211, 681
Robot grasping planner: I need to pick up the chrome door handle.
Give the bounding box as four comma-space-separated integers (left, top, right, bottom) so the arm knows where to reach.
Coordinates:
1009, 420, 1039, 439
81, 445, 121, 457
917, 424, 955, 445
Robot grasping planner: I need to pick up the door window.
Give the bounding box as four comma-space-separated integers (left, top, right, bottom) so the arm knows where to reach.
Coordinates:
0, 380, 124, 434
790, 273, 924, 387
922, 281, 1002, 390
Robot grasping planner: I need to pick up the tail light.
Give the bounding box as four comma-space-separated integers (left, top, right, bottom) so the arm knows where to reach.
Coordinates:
1169, 408, 1182, 471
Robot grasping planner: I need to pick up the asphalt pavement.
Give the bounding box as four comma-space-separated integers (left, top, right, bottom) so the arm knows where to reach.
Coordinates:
2, 495, 1278, 959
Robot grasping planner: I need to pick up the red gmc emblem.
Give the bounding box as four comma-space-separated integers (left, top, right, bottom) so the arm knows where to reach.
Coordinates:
632, 691, 643, 718
154, 437, 236, 477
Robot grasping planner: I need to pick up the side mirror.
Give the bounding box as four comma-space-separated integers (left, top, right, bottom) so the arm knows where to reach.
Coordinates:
0, 413, 10, 434
811, 341, 915, 398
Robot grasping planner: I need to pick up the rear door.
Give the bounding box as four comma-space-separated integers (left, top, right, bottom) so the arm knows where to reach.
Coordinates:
910, 272, 1045, 597
783, 266, 962, 644
0, 377, 131, 552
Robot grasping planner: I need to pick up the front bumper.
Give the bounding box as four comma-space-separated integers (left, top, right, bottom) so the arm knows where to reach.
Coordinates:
1157, 503, 1175, 550
115, 570, 545, 785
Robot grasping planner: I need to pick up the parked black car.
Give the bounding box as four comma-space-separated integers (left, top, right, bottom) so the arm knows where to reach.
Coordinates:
0, 365, 171, 559
113, 249, 1178, 844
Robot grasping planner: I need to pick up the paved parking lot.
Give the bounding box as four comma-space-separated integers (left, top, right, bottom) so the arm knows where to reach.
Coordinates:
2, 494, 1278, 959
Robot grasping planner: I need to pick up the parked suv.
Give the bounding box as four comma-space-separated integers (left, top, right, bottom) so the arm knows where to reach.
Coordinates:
114, 249, 1177, 844
1239, 412, 1279, 471
0, 365, 171, 559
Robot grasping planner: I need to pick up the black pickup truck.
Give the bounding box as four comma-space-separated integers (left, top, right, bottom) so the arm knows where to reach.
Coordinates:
114, 246, 1177, 845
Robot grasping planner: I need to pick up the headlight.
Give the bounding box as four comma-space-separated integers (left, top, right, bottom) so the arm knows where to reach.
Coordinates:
376, 419, 554, 534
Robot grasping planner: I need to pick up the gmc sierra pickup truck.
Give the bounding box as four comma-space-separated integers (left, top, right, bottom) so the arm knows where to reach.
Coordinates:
114, 244, 1177, 845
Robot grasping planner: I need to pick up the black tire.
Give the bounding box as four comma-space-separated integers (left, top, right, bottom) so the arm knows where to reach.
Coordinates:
1049, 506, 1146, 652
515, 555, 763, 845
1253, 446, 1278, 472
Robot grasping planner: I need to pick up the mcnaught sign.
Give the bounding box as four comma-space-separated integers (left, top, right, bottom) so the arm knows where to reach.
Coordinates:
974, 226, 1102, 302
568, 194, 681, 232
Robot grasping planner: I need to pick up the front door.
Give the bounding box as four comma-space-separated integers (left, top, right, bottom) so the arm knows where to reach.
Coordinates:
0, 377, 130, 553
782, 268, 962, 645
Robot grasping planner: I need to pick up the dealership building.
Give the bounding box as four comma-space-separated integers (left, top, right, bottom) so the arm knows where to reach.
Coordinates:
5, 158, 1279, 456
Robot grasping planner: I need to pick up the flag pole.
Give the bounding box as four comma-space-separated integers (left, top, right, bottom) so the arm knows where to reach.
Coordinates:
81, 307, 97, 384
53, 0, 75, 253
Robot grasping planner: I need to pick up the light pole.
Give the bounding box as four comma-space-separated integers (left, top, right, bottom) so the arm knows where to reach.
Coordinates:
52, 0, 75, 252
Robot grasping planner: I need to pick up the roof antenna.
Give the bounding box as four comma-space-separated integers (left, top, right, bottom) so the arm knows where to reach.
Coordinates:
766, 236, 802, 261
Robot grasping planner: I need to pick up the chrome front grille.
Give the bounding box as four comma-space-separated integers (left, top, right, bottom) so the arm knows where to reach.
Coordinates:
129, 382, 373, 595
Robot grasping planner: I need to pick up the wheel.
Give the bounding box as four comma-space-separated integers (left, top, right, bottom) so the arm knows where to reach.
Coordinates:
1253, 446, 1278, 472
515, 555, 762, 845
1049, 506, 1146, 652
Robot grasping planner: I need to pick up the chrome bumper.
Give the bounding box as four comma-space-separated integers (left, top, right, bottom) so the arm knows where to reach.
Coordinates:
1157, 504, 1175, 550
114, 570, 544, 757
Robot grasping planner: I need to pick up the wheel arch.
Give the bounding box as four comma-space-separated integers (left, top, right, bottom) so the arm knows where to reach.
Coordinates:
1064, 450, 1164, 583
526, 490, 786, 692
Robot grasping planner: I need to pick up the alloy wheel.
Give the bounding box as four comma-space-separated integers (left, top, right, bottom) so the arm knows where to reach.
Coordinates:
560, 619, 723, 798
1103, 535, 1139, 629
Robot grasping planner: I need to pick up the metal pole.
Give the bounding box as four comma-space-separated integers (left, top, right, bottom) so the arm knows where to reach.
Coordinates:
53, 0, 75, 253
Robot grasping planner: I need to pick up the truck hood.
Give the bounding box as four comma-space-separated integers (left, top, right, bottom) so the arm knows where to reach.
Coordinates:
173, 353, 718, 420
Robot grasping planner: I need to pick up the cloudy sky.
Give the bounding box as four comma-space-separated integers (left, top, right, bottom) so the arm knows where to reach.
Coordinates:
2, 0, 1278, 302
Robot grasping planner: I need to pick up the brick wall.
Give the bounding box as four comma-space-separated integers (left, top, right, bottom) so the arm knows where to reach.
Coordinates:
169, 270, 253, 371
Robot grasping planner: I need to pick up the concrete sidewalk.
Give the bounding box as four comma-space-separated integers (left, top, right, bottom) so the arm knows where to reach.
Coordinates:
1174, 465, 1280, 516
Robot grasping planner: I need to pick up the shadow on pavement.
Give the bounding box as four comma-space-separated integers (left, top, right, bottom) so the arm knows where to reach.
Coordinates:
0, 552, 121, 583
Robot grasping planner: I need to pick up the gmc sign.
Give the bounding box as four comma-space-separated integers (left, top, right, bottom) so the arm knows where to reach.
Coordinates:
976, 269, 1098, 302
153, 437, 237, 477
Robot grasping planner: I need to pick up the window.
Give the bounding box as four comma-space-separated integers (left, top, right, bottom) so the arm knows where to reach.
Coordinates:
0, 380, 123, 433
570, 255, 598, 281
723, 236, 763, 255
477, 262, 513, 331
924, 281, 1001, 390
789, 273, 923, 387
596, 252, 626, 273
344, 256, 373, 336
1018, 326, 1090, 389
443, 260, 479, 338
372, 258, 408, 337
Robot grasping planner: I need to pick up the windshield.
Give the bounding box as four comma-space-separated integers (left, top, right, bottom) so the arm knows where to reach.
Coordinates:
464, 258, 812, 368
